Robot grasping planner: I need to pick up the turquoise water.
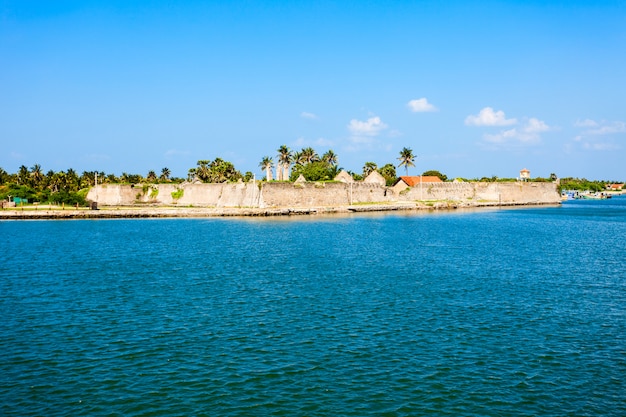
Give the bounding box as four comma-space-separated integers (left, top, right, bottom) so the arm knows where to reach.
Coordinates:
1, 198, 625, 416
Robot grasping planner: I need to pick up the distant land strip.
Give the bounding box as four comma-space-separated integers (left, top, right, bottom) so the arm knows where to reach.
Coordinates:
0, 200, 561, 220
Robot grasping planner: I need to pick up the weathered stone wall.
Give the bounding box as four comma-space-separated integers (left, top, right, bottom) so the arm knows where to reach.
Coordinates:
396, 182, 559, 205
89, 183, 260, 207
259, 182, 392, 207
87, 181, 560, 207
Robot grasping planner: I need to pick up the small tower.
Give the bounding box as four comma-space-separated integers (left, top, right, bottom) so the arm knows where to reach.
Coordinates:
520, 168, 530, 181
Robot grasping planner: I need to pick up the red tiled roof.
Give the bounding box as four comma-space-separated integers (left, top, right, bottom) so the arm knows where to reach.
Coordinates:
398, 176, 443, 186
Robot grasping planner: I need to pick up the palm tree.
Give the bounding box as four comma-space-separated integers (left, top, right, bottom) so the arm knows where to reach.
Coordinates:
160, 167, 171, 182
0, 167, 9, 185
146, 170, 157, 182
259, 156, 274, 181
363, 162, 378, 177
80, 171, 96, 188
277, 145, 292, 181
379, 163, 397, 186
397, 147, 416, 176
66, 168, 79, 191
293, 151, 304, 166
300, 147, 319, 164
17, 165, 29, 185
48, 171, 65, 192
322, 150, 338, 167
30, 164, 43, 189
196, 160, 211, 182
187, 168, 197, 182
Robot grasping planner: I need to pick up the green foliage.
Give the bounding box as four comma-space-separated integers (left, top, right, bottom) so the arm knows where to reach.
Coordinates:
48, 189, 87, 206
559, 177, 609, 192
171, 189, 184, 200
194, 158, 242, 183
422, 170, 448, 181
350, 172, 363, 181
362, 162, 378, 177
379, 163, 397, 186
398, 147, 416, 175
290, 161, 339, 182
0, 184, 35, 201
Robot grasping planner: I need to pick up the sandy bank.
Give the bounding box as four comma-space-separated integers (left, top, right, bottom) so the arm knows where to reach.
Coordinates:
0, 201, 560, 220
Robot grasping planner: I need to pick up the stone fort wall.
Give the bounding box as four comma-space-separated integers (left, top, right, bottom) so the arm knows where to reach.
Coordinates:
87, 181, 560, 207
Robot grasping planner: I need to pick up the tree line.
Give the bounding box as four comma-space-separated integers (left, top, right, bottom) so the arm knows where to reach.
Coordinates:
0, 146, 420, 205
7, 144, 610, 206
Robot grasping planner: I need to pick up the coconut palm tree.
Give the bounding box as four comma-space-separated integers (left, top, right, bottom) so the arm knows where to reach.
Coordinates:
293, 151, 304, 166
17, 165, 29, 185
259, 156, 274, 181
276, 145, 292, 181
30, 164, 43, 189
300, 147, 319, 164
48, 171, 65, 193
397, 147, 416, 176
160, 167, 171, 182
322, 150, 338, 167
66, 168, 79, 191
146, 170, 157, 182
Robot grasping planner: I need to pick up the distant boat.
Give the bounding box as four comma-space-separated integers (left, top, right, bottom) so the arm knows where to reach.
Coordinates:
581, 193, 609, 200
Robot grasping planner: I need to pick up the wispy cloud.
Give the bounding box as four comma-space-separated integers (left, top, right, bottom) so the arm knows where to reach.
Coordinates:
407, 98, 437, 112
582, 142, 619, 151
465, 107, 517, 127
348, 116, 388, 137
293, 137, 334, 147
571, 119, 625, 151
574, 119, 598, 128
483, 118, 550, 145
300, 111, 319, 120
576, 119, 625, 136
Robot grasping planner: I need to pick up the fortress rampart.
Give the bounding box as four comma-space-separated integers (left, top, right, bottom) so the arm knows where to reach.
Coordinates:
86, 181, 560, 208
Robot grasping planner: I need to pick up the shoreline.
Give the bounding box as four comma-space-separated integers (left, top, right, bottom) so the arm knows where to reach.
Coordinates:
0, 201, 561, 220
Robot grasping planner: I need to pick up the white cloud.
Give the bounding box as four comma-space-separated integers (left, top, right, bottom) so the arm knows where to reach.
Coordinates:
582, 120, 626, 136
483, 118, 551, 145
347, 116, 388, 137
293, 137, 334, 147
484, 128, 519, 144
314, 137, 334, 146
524, 118, 550, 134
571, 119, 625, 151
301, 111, 318, 120
465, 107, 517, 127
407, 98, 437, 112
583, 142, 619, 151
574, 119, 598, 128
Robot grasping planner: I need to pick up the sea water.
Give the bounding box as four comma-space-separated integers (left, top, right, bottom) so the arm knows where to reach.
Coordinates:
1, 198, 625, 416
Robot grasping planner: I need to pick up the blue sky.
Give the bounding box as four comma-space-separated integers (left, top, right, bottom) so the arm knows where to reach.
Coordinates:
1, 1, 625, 180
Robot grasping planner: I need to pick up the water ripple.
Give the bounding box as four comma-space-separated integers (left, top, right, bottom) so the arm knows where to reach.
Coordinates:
2, 203, 626, 416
